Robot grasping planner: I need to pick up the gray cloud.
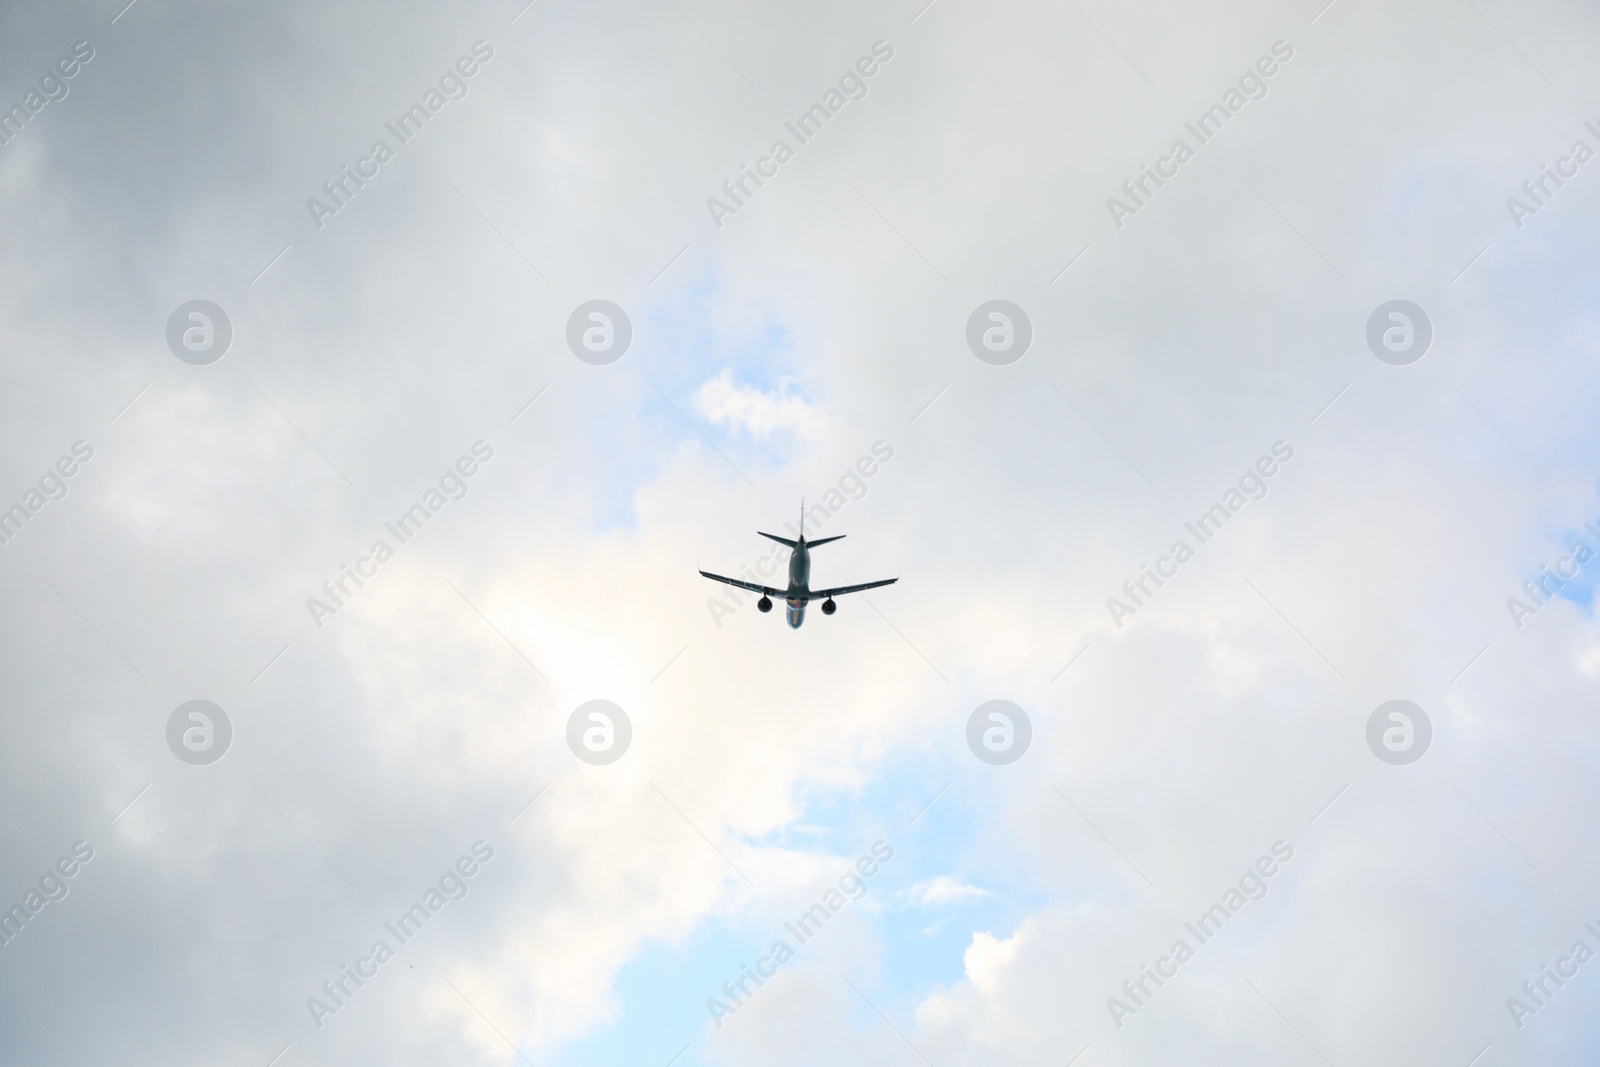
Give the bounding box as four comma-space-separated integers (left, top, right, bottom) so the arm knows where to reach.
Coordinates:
1, 0, 1598, 1064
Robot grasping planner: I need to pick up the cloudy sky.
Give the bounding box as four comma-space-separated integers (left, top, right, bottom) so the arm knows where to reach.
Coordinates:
2, 0, 1599, 1063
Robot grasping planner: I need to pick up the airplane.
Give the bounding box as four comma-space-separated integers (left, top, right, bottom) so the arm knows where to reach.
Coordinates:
699, 504, 897, 629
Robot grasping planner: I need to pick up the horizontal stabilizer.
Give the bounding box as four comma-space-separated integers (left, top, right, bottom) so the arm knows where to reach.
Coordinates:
758, 532, 798, 548
806, 535, 846, 548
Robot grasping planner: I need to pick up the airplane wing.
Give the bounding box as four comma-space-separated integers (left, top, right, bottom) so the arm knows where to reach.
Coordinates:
699, 570, 786, 598
810, 577, 897, 599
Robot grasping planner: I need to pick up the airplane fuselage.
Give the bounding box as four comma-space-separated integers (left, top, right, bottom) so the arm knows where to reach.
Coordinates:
785, 541, 811, 628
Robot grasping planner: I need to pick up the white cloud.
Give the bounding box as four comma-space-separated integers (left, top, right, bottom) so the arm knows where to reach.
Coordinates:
902, 875, 993, 907
692, 369, 826, 441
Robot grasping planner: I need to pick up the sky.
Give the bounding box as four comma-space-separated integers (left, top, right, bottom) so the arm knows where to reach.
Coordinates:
1, 0, 1599, 1064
